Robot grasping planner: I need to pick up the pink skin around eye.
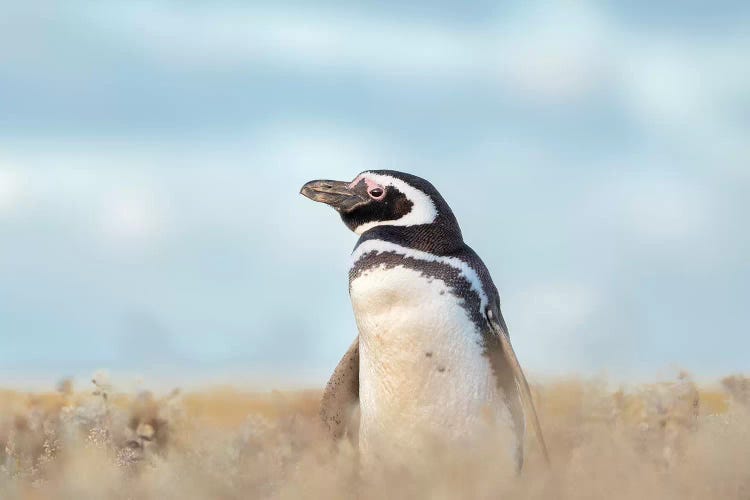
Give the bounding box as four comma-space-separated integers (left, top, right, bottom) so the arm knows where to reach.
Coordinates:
349, 176, 384, 198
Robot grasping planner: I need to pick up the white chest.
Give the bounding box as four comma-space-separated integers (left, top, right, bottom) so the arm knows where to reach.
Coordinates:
349, 264, 515, 458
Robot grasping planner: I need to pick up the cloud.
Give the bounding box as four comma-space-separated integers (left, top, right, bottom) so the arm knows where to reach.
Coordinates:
620, 46, 709, 126
505, 282, 600, 375
99, 187, 169, 249
0, 120, 398, 292
84, 0, 749, 114
616, 36, 750, 178
1, 0, 747, 134
85, 1, 616, 103
0, 165, 24, 215
609, 174, 713, 244
632, 186, 709, 243
93, 3, 478, 77
494, 3, 614, 101
248, 120, 390, 178
509, 283, 597, 338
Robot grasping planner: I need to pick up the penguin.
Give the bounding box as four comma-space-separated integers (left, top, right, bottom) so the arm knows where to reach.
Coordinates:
300, 170, 548, 471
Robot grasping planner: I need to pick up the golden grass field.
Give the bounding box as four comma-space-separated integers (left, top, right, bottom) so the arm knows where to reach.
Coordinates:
1, 372, 749, 499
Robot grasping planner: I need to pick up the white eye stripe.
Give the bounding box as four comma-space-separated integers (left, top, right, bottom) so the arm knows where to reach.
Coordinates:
351, 239, 489, 314
353, 173, 437, 235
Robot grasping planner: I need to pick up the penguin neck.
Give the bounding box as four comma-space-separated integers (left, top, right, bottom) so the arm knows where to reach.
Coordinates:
356, 222, 464, 256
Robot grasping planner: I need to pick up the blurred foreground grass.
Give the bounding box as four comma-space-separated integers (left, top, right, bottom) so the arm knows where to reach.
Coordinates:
1, 373, 749, 499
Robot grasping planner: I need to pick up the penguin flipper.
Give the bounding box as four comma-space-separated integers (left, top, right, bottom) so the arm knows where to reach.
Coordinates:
320, 336, 360, 441
486, 328, 526, 469
486, 307, 550, 466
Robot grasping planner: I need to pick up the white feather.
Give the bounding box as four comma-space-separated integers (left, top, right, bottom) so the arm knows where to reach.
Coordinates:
350, 265, 517, 467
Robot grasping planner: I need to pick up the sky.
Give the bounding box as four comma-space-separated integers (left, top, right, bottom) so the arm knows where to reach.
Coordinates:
0, 1, 748, 389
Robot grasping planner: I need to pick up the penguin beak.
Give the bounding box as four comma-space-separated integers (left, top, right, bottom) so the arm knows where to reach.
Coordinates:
300, 179, 369, 213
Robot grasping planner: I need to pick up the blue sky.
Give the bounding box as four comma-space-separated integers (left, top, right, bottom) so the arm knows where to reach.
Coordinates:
0, 1, 748, 388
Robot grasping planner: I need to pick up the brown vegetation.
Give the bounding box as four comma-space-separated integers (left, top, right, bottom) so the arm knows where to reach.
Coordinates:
0, 373, 748, 499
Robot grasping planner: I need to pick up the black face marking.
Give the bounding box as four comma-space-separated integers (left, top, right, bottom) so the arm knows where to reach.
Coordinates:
340, 181, 414, 232
362, 170, 462, 236
425, 351, 433, 357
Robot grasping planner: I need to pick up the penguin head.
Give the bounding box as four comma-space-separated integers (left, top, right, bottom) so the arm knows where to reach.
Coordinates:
301, 170, 458, 235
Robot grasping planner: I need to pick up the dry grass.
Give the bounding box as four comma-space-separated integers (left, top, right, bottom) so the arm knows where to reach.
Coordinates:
1, 372, 748, 499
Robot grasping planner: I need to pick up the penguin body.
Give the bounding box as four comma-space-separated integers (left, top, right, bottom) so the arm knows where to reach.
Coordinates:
351, 245, 519, 465
301, 170, 547, 470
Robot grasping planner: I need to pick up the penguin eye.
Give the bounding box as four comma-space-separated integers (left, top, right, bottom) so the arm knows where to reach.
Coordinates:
368, 187, 384, 199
